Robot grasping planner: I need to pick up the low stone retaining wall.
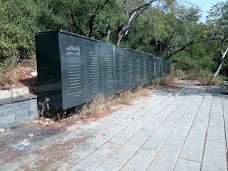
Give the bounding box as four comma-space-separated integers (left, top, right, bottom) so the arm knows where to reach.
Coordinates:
0, 94, 38, 129
0, 87, 29, 99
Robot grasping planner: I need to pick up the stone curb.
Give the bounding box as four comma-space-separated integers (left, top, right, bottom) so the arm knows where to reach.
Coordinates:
0, 87, 29, 100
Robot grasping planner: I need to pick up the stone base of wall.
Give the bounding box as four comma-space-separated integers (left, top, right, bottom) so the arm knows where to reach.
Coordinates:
0, 94, 38, 129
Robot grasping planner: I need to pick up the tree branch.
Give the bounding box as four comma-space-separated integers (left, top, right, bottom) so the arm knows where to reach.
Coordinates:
166, 42, 194, 59
88, 0, 110, 37
117, 0, 156, 46
70, 7, 86, 36
165, 29, 176, 57
129, 0, 155, 17
220, 31, 228, 54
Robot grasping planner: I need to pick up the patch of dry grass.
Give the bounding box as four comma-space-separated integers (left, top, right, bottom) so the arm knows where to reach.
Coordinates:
59, 86, 151, 126
79, 86, 150, 119
170, 67, 224, 86
34, 77, 175, 128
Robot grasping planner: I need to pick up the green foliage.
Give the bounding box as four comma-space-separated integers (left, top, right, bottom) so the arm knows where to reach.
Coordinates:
0, 0, 126, 64
0, 0, 227, 81
0, 0, 39, 63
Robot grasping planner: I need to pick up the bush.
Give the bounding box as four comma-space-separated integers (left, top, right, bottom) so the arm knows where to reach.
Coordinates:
0, 0, 38, 63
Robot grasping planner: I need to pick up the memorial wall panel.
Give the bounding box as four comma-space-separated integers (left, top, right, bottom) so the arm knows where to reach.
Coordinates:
135, 52, 141, 86
102, 44, 116, 95
141, 54, 148, 85
148, 56, 154, 82
154, 57, 158, 78
164, 60, 168, 75
84, 39, 103, 100
139, 53, 144, 85
159, 58, 161, 77
59, 32, 86, 109
158, 58, 161, 77
125, 50, 136, 89
115, 46, 126, 91
160, 58, 163, 77
35, 32, 63, 109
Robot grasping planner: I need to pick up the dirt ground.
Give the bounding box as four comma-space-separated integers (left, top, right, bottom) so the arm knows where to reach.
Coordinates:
0, 123, 93, 170
0, 59, 37, 92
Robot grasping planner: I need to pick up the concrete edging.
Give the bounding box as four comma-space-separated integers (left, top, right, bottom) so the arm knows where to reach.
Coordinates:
0, 87, 38, 129
0, 87, 29, 99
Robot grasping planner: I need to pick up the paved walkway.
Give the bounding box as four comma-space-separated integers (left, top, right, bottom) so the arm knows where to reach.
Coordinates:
1, 85, 228, 171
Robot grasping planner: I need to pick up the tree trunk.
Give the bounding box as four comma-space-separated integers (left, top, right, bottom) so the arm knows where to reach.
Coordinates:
106, 29, 111, 43
117, 32, 124, 46
211, 46, 228, 81
116, 0, 155, 46
116, 11, 137, 46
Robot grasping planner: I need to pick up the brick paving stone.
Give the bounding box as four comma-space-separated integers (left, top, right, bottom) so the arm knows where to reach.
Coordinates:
120, 149, 154, 171
184, 94, 204, 115
222, 94, 228, 129
201, 140, 227, 171
110, 114, 154, 145
207, 114, 225, 144
207, 92, 225, 144
117, 108, 151, 126
141, 120, 177, 152
171, 113, 196, 137
167, 96, 195, 122
147, 135, 186, 171
17, 158, 73, 171
174, 159, 200, 171
193, 95, 212, 126
68, 142, 120, 171
163, 97, 185, 112
143, 110, 172, 131
180, 124, 207, 162
0, 155, 37, 171
65, 124, 125, 164
95, 129, 152, 171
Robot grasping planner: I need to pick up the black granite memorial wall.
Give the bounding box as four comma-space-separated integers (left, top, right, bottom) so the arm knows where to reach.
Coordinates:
35, 30, 170, 110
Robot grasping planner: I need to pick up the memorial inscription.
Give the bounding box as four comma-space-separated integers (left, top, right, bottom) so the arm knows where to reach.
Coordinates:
59, 33, 86, 109
84, 39, 102, 100
115, 47, 126, 90
148, 56, 154, 82
142, 55, 148, 84
135, 55, 141, 85
125, 50, 136, 89
154, 58, 157, 77
102, 44, 115, 95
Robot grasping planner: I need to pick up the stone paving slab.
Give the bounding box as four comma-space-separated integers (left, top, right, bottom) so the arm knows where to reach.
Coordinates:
180, 123, 208, 162
95, 129, 153, 171
174, 159, 200, 171
201, 140, 227, 171
147, 134, 186, 171
1, 85, 228, 171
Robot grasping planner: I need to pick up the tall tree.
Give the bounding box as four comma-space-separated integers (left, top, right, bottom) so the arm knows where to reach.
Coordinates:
116, 0, 157, 46
207, 1, 228, 80
37, 0, 122, 40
